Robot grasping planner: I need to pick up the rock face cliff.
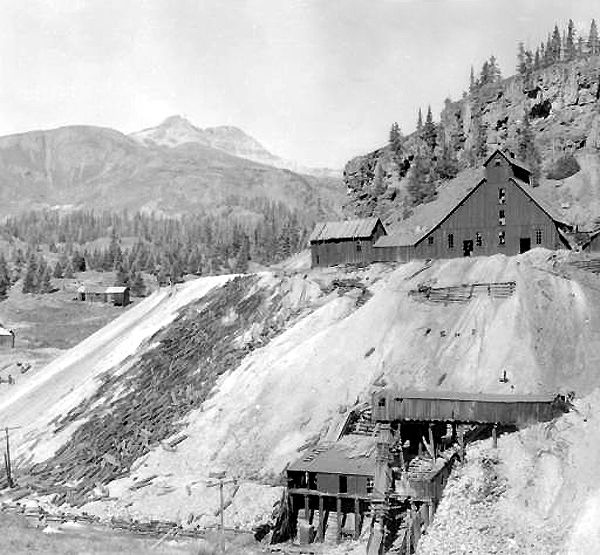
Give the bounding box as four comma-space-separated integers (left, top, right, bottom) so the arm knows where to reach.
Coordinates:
344, 56, 600, 226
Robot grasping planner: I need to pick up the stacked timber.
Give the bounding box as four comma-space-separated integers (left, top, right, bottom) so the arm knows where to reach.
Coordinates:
569, 259, 600, 273
23, 276, 295, 507
409, 281, 516, 303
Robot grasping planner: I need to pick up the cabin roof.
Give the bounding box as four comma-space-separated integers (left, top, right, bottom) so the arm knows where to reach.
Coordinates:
0, 327, 13, 336
287, 434, 377, 476
309, 218, 382, 242
105, 286, 129, 294
375, 389, 556, 404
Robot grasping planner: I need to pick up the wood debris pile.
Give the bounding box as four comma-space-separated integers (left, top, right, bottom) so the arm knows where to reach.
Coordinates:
409, 281, 516, 303
21, 275, 293, 507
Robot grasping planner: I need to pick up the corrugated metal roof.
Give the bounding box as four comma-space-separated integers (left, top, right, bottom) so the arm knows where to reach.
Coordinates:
376, 389, 556, 404
288, 434, 377, 475
309, 218, 381, 242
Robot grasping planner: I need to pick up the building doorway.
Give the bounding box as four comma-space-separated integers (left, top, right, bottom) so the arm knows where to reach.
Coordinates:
463, 240, 473, 257
519, 237, 531, 253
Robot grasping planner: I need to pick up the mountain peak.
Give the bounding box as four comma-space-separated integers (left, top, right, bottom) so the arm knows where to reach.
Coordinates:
159, 115, 196, 128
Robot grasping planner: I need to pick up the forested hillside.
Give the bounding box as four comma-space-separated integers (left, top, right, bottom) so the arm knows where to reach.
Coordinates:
345, 19, 600, 229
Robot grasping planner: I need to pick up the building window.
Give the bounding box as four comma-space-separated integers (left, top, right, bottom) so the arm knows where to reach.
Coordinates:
476, 232, 483, 247
535, 229, 543, 244
499, 188, 506, 204
356, 241, 362, 252
448, 233, 454, 249
378, 397, 386, 407
498, 209, 505, 226
339, 476, 348, 494
498, 231, 506, 246
428, 236, 434, 245
366, 478, 374, 494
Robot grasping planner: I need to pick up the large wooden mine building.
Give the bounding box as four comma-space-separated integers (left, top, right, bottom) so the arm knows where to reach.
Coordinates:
310, 150, 574, 267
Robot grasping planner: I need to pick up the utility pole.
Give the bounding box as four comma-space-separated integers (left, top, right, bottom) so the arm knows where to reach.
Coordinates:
207, 470, 236, 553
3, 426, 21, 488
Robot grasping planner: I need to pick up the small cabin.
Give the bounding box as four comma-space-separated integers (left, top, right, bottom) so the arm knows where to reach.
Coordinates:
0, 327, 15, 348
287, 435, 376, 498
77, 286, 130, 306
309, 217, 387, 267
105, 286, 130, 306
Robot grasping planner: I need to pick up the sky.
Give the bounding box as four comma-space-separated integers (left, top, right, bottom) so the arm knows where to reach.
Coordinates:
0, 0, 599, 168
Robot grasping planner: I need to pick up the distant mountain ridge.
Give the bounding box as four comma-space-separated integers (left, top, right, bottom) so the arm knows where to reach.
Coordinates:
0, 123, 343, 221
130, 115, 340, 178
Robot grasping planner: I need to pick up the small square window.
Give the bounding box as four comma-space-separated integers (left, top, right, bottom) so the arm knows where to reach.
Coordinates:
339, 476, 348, 494
448, 233, 454, 249
428, 236, 434, 245
356, 241, 362, 252
366, 478, 374, 494
499, 188, 506, 205
498, 231, 506, 246
499, 209, 505, 226
476, 233, 483, 247
535, 229, 543, 245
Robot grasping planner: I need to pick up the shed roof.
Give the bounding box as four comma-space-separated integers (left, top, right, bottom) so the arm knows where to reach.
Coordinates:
309, 218, 382, 242
287, 434, 377, 476
374, 233, 418, 248
0, 327, 13, 336
105, 286, 129, 294
375, 389, 556, 404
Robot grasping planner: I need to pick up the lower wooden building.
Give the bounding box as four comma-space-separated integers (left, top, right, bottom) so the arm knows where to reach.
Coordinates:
309, 217, 387, 267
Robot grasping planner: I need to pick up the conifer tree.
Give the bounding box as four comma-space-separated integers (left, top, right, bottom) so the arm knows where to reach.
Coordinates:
53, 260, 64, 279
517, 42, 527, 76
416, 108, 423, 132
64, 261, 75, 279
407, 154, 436, 206
589, 19, 599, 56
551, 24, 562, 62
0, 254, 10, 300
39, 266, 53, 294
22, 254, 38, 293
565, 19, 576, 61
423, 106, 437, 152
130, 272, 146, 297
469, 65, 476, 92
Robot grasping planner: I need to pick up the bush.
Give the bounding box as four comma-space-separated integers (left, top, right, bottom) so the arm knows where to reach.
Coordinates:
546, 154, 581, 180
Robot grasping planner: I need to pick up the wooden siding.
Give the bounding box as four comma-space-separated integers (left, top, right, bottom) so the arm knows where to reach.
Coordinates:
372, 391, 562, 427
414, 159, 562, 259
311, 220, 386, 267
371, 244, 413, 263
287, 470, 371, 497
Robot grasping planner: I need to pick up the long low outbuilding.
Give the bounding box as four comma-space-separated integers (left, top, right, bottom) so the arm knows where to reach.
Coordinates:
372, 389, 570, 427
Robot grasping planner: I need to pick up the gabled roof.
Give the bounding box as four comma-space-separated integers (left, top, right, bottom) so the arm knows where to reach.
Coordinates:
484, 149, 530, 174
375, 389, 556, 404
309, 217, 383, 242
287, 434, 377, 476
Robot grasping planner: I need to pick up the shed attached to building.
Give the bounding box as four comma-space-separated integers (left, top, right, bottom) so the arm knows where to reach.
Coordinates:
309, 217, 387, 267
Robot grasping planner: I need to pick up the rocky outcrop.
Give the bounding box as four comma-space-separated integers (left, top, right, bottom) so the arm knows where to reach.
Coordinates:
345, 56, 600, 221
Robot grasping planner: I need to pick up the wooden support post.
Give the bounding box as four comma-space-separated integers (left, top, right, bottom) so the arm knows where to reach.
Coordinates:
398, 423, 405, 472
336, 496, 342, 543
411, 502, 420, 545
492, 424, 498, 449
354, 498, 361, 540
428, 500, 435, 525
5, 428, 13, 488
304, 494, 310, 523
458, 426, 465, 462
317, 495, 325, 542
429, 424, 436, 464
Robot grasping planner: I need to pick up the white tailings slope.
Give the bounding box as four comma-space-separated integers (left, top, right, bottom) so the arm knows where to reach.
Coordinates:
1, 250, 600, 548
